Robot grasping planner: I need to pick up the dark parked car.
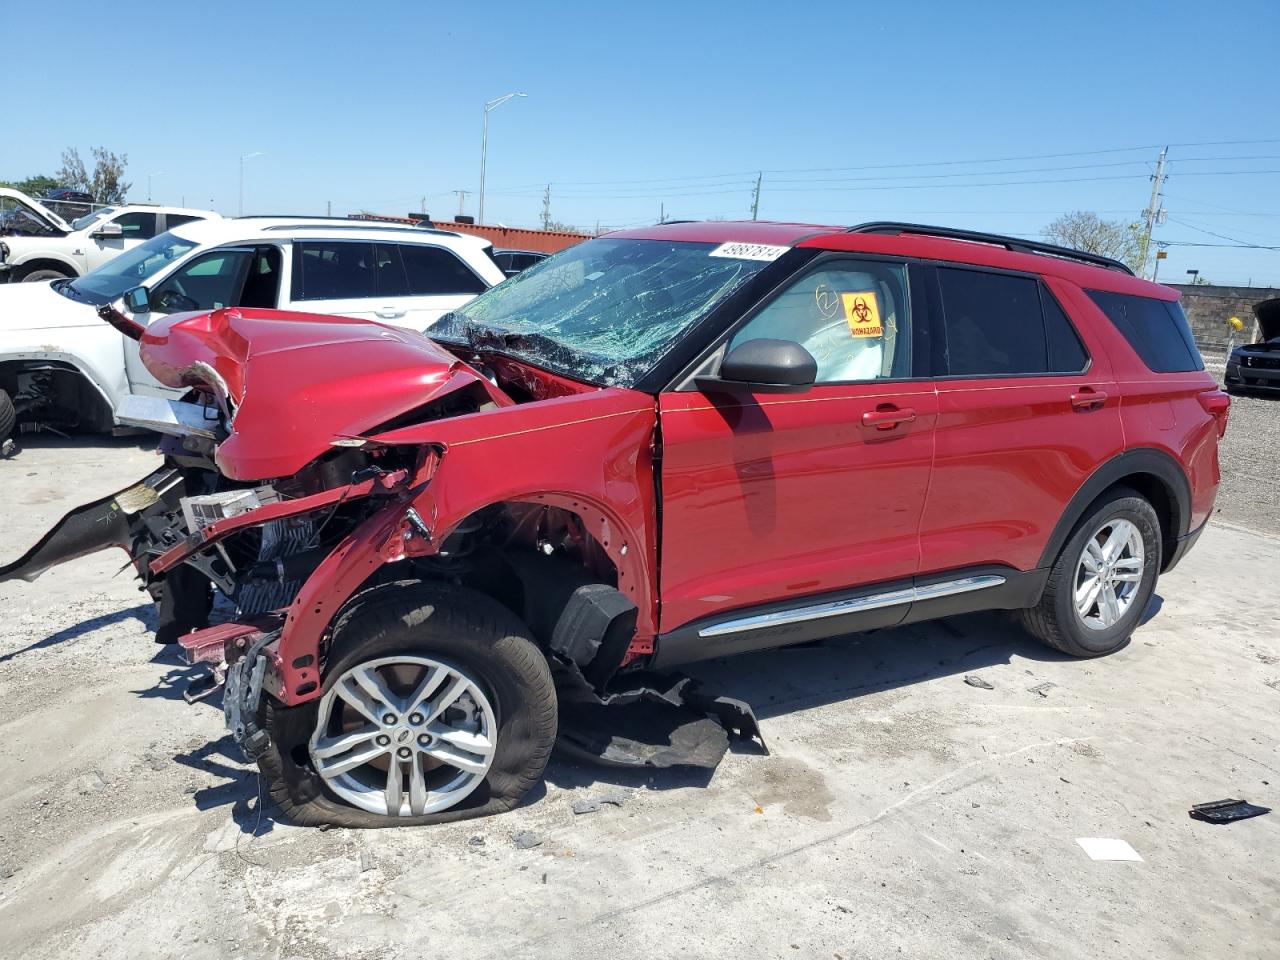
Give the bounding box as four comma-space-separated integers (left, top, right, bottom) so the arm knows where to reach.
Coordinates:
1225, 299, 1280, 395
41, 188, 96, 221
491, 248, 547, 277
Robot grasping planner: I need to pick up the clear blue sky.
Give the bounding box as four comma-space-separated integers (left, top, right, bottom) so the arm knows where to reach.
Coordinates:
6, 0, 1278, 285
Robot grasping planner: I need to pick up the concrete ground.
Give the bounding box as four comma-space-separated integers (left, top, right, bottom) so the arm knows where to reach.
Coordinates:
1, 415, 1278, 960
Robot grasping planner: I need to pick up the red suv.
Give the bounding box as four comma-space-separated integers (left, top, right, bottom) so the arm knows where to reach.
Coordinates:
1, 221, 1229, 827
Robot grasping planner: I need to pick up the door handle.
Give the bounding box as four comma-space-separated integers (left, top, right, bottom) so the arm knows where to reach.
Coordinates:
1070, 388, 1109, 412
375, 307, 407, 319
861, 405, 917, 430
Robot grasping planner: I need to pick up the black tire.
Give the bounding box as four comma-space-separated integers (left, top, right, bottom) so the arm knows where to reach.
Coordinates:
0, 389, 14, 443
20, 268, 71, 283
1019, 486, 1161, 658
257, 582, 557, 828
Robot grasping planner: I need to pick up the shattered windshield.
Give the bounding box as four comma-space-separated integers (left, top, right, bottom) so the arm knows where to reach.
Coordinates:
431, 238, 769, 387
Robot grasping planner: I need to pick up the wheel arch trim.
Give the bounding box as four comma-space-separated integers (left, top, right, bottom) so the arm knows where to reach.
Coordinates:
1037, 447, 1191, 572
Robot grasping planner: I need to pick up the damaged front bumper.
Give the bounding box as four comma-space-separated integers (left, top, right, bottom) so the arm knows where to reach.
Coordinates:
0, 468, 186, 584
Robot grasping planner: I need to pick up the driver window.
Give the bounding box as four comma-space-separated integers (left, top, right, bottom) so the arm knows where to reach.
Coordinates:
113, 211, 158, 239
150, 249, 253, 313
728, 260, 912, 382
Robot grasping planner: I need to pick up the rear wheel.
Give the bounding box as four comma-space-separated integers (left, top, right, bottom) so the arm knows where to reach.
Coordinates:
1020, 487, 1161, 657
257, 583, 557, 827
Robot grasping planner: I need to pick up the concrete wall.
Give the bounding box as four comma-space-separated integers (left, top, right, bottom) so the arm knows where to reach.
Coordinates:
1168, 283, 1280, 348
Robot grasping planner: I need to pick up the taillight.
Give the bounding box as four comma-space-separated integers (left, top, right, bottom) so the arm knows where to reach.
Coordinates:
1198, 390, 1231, 438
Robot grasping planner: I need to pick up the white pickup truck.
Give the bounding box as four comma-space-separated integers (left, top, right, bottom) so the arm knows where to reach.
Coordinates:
0, 189, 217, 282
0, 215, 507, 444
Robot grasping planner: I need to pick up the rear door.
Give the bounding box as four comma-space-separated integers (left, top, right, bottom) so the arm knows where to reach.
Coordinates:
657, 256, 937, 651
918, 264, 1124, 575
397, 242, 491, 331
283, 240, 391, 323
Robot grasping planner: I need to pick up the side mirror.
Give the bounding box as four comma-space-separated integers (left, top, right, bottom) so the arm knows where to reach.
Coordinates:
697, 338, 818, 394
123, 285, 151, 314
92, 221, 124, 240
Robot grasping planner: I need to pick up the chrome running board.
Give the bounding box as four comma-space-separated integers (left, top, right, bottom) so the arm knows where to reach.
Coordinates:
697, 575, 1006, 639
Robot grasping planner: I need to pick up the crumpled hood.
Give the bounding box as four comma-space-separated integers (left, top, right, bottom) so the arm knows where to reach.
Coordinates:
140, 307, 499, 480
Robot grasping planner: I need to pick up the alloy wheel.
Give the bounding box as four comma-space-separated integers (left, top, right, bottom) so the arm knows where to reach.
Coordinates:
1074, 518, 1145, 631
309, 655, 497, 817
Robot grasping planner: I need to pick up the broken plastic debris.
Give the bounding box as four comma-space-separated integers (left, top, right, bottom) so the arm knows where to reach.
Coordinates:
1027, 681, 1056, 697
1189, 798, 1271, 824
963, 675, 994, 690
513, 831, 542, 850
1075, 837, 1143, 861
571, 789, 631, 815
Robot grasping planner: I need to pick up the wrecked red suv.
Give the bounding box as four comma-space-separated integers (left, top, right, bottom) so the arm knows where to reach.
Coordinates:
1, 221, 1228, 826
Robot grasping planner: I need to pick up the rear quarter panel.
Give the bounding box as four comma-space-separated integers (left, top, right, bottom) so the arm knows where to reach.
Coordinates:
1050, 278, 1222, 531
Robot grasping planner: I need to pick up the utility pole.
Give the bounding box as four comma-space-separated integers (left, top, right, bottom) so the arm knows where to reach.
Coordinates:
421, 196, 427, 214
326, 200, 331, 216
750, 171, 762, 221
541, 184, 552, 230
660, 202, 665, 224
1139, 147, 1168, 279
452, 190, 470, 218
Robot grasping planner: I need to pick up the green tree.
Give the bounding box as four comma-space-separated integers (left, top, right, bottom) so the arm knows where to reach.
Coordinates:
1042, 211, 1144, 274
56, 146, 131, 203
57, 148, 90, 193
0, 174, 64, 197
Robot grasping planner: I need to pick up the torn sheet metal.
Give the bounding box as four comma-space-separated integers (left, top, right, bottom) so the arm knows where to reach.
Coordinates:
554, 661, 767, 770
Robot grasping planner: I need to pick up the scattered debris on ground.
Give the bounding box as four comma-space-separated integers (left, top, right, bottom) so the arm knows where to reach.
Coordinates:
963, 675, 994, 690
1189, 798, 1272, 824
1076, 838, 1144, 862
571, 789, 632, 815
513, 830, 542, 850
1028, 681, 1057, 697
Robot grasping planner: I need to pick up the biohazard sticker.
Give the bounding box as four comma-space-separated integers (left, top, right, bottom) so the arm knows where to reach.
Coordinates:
841, 291, 884, 338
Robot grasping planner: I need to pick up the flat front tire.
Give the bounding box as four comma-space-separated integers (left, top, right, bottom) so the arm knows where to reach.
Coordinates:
1020, 487, 1161, 658
257, 583, 557, 828
0, 389, 14, 443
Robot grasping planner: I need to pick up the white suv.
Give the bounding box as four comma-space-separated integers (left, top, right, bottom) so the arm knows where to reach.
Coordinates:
0, 199, 219, 282
0, 217, 507, 442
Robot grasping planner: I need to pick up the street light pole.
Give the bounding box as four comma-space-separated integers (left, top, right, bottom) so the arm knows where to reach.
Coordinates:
148, 171, 164, 202
478, 92, 526, 225
239, 152, 264, 216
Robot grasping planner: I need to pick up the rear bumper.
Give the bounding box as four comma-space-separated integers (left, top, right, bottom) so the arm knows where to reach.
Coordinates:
1163, 520, 1206, 573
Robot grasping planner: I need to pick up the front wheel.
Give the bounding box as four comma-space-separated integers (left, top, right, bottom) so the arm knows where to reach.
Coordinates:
257, 583, 557, 827
0, 389, 14, 443
1020, 487, 1161, 657
20, 268, 71, 283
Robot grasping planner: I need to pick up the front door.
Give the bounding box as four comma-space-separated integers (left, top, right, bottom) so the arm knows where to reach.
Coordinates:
85, 211, 158, 272
657, 257, 936, 653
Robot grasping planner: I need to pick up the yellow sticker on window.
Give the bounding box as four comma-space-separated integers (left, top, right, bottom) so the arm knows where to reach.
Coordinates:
841, 291, 883, 338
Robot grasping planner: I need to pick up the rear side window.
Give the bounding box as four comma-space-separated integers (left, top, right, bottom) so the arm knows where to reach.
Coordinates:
164, 214, 204, 231
937, 268, 1088, 376
292, 241, 376, 301
1086, 291, 1204, 372
399, 244, 488, 295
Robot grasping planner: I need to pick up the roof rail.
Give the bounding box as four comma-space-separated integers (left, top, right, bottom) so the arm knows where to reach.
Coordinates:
847, 221, 1135, 275
255, 222, 465, 240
